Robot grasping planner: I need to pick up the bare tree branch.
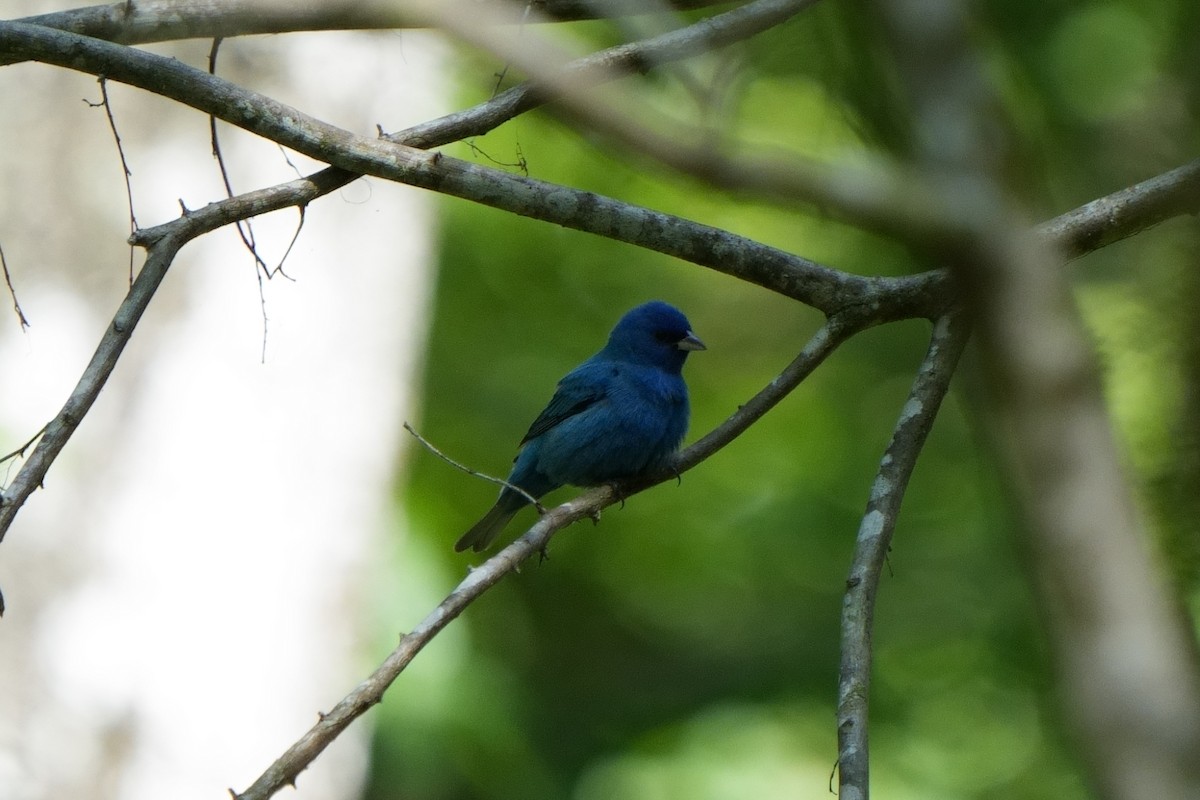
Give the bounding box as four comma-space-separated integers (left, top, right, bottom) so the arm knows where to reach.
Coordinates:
0, 6, 945, 548
236, 311, 859, 800
3, 9, 1200, 797
8, 0, 737, 55
15, 9, 1200, 282
396, 0, 818, 148
0, 18, 956, 319
871, 0, 1200, 797
1, 0, 1196, 604
0, 232, 182, 542
1037, 159, 1200, 260
0, 146, 318, 542
90, 75, 139, 283
0, 12, 978, 247
403, 421, 548, 512
1, 129, 1170, 549
0, 242, 30, 329
836, 310, 970, 799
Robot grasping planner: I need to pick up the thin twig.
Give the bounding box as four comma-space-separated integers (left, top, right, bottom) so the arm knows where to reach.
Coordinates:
0, 166, 339, 545
393, 0, 805, 150
207, 38, 264, 269
0, 242, 30, 329
489, 1, 534, 95
10, 5, 924, 317
3, 7, 888, 276
0, 417, 47, 610
0, 83, 1193, 592
0, 423, 46, 469
94, 76, 139, 284
273, 206, 306, 277
1, 3, 1196, 576
675, 312, 860, 468
0, 7, 1195, 800
0, 232, 184, 545
402, 421, 546, 512
275, 142, 303, 177
15, 18, 1198, 322
235, 314, 856, 800
206, 37, 276, 362
836, 310, 970, 797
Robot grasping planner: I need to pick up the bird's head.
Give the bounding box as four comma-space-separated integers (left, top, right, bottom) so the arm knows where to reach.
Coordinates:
603, 300, 705, 372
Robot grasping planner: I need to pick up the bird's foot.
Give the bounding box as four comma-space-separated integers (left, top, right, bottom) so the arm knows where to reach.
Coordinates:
606, 482, 628, 510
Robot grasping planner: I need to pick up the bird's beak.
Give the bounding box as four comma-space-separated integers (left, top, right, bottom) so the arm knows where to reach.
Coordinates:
677, 331, 706, 351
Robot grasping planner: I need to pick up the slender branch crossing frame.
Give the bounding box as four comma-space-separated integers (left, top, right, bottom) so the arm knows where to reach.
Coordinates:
1, 3, 1199, 799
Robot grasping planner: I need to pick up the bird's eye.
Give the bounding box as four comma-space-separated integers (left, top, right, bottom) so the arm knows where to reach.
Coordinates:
654, 330, 679, 343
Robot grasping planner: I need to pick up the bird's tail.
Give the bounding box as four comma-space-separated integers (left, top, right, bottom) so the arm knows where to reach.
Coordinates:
454, 502, 521, 553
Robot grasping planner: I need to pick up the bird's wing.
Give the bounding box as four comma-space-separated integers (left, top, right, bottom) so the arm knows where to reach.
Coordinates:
518, 364, 607, 446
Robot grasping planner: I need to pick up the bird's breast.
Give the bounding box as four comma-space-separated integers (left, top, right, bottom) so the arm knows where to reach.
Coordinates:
532, 366, 688, 486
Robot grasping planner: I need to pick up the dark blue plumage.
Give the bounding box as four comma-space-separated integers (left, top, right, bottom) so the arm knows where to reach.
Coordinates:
455, 301, 705, 552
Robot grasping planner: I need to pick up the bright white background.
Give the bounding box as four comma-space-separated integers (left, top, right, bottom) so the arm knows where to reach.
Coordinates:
0, 6, 446, 798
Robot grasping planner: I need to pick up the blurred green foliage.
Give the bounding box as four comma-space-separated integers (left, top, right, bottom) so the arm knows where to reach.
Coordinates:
366, 1, 1200, 797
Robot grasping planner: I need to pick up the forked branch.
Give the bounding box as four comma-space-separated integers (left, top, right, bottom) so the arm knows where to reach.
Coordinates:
836, 311, 970, 797
235, 312, 859, 800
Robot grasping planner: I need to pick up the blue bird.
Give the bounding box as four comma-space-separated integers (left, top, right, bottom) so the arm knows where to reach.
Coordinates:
455, 301, 705, 552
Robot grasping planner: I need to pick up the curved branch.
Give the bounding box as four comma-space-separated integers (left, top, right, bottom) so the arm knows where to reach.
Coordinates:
0, 230, 185, 542
0, 7, 1197, 796
4, 16, 942, 320
0, 7, 928, 552
0, 12, 985, 250
2, 11, 1197, 557
0, 164, 356, 545
1, 38, 1195, 555
10, 15, 1200, 304
9, 0, 737, 53
397, 0, 820, 148
1037, 158, 1200, 260
835, 310, 970, 798
236, 310, 861, 800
